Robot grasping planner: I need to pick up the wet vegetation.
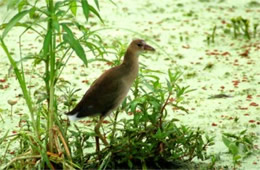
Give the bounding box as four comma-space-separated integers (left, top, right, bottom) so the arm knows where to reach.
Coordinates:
0, 0, 259, 169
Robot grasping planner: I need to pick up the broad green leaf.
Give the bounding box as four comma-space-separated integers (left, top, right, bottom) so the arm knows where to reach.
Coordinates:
70, 0, 77, 16
94, 0, 100, 10
61, 24, 88, 67
81, 0, 89, 22
89, 5, 103, 23
154, 128, 162, 139
222, 135, 231, 148
127, 159, 133, 169
229, 143, 239, 155
233, 154, 241, 162
2, 10, 30, 39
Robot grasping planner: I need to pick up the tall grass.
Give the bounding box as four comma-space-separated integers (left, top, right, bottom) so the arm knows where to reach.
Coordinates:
0, 0, 104, 168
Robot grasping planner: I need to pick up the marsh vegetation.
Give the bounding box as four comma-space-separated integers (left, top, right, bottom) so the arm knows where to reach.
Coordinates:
0, 0, 259, 169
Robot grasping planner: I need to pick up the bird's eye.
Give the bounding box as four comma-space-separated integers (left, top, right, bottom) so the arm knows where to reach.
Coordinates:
137, 43, 142, 47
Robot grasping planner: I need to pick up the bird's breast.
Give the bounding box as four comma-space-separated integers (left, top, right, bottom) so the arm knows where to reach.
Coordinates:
113, 68, 138, 106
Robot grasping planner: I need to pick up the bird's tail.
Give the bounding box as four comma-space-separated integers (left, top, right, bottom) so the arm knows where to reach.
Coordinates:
65, 110, 76, 115
65, 110, 80, 121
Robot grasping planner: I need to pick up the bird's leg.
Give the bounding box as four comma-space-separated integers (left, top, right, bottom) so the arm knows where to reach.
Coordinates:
94, 116, 109, 146
95, 135, 100, 152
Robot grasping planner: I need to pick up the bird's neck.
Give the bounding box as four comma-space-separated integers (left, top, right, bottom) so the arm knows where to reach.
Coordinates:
122, 49, 139, 69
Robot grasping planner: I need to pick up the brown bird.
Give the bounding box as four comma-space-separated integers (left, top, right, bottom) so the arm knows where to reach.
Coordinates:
66, 39, 155, 146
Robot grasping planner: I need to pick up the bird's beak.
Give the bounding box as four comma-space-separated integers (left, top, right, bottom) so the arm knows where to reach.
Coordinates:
143, 43, 155, 51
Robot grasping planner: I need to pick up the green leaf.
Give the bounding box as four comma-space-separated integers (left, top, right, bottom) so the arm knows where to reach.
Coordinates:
133, 113, 141, 127
233, 154, 241, 162
53, 16, 60, 32
89, 4, 104, 23
239, 129, 247, 135
166, 79, 172, 92
29, 7, 36, 19
0, 130, 9, 144
2, 10, 30, 39
43, 29, 52, 58
0, 38, 35, 129
127, 159, 133, 169
7, 0, 19, 9
61, 23, 88, 67
94, 0, 100, 10
222, 135, 231, 148
70, 0, 77, 16
18, 0, 28, 12
81, 0, 89, 22
229, 143, 239, 155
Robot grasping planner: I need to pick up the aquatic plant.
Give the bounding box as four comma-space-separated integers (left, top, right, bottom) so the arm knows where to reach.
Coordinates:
206, 25, 217, 45
222, 130, 258, 166
229, 16, 257, 40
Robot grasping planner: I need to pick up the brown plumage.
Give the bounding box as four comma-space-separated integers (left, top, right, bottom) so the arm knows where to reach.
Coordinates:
66, 39, 155, 146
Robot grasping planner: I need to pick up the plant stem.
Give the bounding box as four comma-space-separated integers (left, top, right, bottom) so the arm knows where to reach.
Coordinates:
0, 113, 4, 122
159, 93, 171, 130
211, 25, 216, 43
253, 24, 258, 38
0, 155, 42, 169
47, 0, 55, 153
10, 105, 13, 120
111, 109, 119, 144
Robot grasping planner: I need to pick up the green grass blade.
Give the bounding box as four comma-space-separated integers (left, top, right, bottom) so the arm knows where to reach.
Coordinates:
81, 0, 89, 22
43, 29, 52, 57
61, 23, 88, 67
0, 130, 9, 145
0, 37, 37, 135
94, 0, 100, 10
2, 10, 30, 39
70, 0, 77, 16
89, 5, 103, 23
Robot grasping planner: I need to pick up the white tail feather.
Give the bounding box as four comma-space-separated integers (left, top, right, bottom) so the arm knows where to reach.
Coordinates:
67, 112, 80, 121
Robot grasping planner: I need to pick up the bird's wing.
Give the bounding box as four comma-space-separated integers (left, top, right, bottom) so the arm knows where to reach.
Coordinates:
71, 67, 124, 117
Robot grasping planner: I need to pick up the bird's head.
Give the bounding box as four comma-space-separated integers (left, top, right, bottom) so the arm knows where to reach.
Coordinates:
128, 39, 155, 55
